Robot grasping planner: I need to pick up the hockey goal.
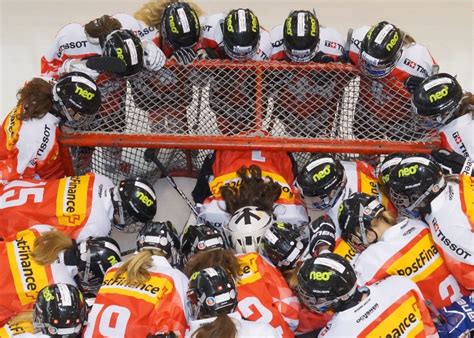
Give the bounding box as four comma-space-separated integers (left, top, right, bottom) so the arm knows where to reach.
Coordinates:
58, 60, 440, 183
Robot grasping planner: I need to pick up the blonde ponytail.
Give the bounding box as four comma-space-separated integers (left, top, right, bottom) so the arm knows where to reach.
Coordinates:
134, 0, 204, 28
31, 231, 74, 265
114, 249, 165, 284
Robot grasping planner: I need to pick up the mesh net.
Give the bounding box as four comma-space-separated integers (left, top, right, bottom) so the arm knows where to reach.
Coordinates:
61, 60, 438, 184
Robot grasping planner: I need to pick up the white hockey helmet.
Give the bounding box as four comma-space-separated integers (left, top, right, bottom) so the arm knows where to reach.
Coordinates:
224, 206, 273, 254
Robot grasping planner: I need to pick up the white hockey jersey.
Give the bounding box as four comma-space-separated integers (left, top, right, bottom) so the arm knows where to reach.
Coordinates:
353, 217, 467, 308
424, 175, 474, 290
0, 109, 63, 183
270, 24, 345, 61
186, 311, 281, 338
439, 113, 473, 159
318, 276, 438, 337
200, 13, 272, 61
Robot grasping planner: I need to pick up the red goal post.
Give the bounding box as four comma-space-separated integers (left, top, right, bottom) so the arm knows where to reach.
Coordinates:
58, 60, 440, 182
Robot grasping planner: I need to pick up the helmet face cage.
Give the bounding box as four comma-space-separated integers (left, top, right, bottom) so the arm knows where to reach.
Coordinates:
283, 10, 320, 63
33, 283, 86, 338
112, 185, 137, 230
161, 3, 201, 49
222, 9, 260, 61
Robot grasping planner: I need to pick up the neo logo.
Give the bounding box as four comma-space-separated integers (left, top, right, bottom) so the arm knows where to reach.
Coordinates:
385, 31, 399, 52
75, 87, 95, 100
285, 17, 293, 36
429, 86, 449, 103
398, 164, 419, 177
226, 17, 234, 33
136, 191, 154, 207
309, 271, 332, 281
116, 47, 125, 61
168, 15, 179, 34
312, 164, 332, 182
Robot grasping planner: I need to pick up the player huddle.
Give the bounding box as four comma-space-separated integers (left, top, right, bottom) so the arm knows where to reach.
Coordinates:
0, 0, 473, 337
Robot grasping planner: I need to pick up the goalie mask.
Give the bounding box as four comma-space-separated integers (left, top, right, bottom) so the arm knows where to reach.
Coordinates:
411, 73, 464, 129
102, 29, 144, 76
33, 283, 86, 338
52, 72, 101, 128
187, 267, 237, 319
388, 155, 445, 218
283, 10, 320, 63
137, 221, 180, 265
296, 253, 357, 314
338, 192, 384, 253
181, 223, 225, 264
161, 2, 201, 49
224, 206, 273, 254
111, 177, 157, 231
295, 154, 347, 210
223, 8, 260, 61
261, 222, 308, 271
360, 21, 404, 79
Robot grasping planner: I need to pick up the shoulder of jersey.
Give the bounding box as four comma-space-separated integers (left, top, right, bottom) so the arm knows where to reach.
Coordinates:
270, 24, 283, 42
55, 23, 85, 38
349, 25, 371, 51
201, 13, 226, 40
396, 43, 436, 74
113, 13, 142, 32
319, 27, 346, 56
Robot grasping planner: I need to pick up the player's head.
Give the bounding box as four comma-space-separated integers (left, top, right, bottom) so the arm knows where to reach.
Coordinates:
338, 192, 385, 253
71, 237, 122, 294
187, 266, 238, 319
295, 253, 357, 314
283, 10, 320, 63
360, 21, 404, 79
411, 73, 464, 129
224, 206, 273, 254
111, 177, 157, 231
33, 283, 86, 337
375, 153, 408, 196
181, 223, 225, 265
388, 155, 445, 218
102, 29, 144, 76
161, 2, 201, 49
260, 222, 308, 271
52, 72, 101, 127
295, 154, 347, 210
223, 8, 260, 61
137, 221, 181, 265
84, 15, 122, 45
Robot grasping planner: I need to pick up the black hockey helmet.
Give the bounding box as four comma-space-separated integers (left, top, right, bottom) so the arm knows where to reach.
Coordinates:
102, 29, 144, 76
161, 2, 201, 49
261, 222, 308, 271
187, 266, 238, 319
295, 253, 357, 314
283, 10, 320, 62
360, 21, 404, 78
52, 72, 101, 127
33, 283, 86, 337
411, 73, 464, 128
181, 223, 225, 264
112, 177, 157, 230
338, 192, 385, 253
222, 8, 260, 60
295, 154, 347, 210
388, 155, 445, 218
375, 153, 408, 196
137, 221, 180, 264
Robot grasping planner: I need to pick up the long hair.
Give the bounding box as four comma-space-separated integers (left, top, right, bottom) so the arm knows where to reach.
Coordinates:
284, 260, 304, 290
184, 249, 240, 280
114, 249, 164, 284
31, 231, 74, 265
134, 0, 204, 28
193, 313, 237, 338
84, 15, 122, 40
459, 92, 474, 117
374, 210, 398, 227
221, 165, 282, 215
17, 78, 53, 120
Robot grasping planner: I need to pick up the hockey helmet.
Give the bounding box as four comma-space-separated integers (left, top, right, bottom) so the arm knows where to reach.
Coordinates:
375, 153, 408, 196
283, 10, 320, 62
102, 29, 144, 76
161, 2, 201, 49
137, 221, 180, 265
223, 9, 260, 60
181, 223, 225, 264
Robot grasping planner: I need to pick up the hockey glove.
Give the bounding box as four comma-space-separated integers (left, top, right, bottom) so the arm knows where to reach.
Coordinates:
142, 40, 166, 71
170, 48, 197, 65
59, 58, 99, 79
312, 51, 334, 64
196, 48, 219, 60
432, 149, 473, 176
404, 75, 425, 94
308, 214, 337, 255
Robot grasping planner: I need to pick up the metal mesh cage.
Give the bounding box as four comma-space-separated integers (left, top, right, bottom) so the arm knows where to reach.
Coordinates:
59, 60, 439, 184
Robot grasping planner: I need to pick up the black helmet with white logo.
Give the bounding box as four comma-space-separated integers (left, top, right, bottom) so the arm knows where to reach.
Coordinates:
223, 8, 260, 60
161, 2, 201, 49
103, 29, 144, 76
283, 10, 320, 62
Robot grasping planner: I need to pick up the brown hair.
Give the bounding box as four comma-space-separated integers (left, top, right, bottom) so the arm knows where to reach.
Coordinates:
84, 15, 122, 40
17, 78, 54, 120
221, 165, 282, 215
192, 313, 237, 338
373, 210, 398, 227
31, 231, 74, 265
283, 260, 304, 290
114, 249, 164, 284
459, 92, 474, 117
402, 31, 416, 45
184, 249, 240, 280
134, 0, 204, 29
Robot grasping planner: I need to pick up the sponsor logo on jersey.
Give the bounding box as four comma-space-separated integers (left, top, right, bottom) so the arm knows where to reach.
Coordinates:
57, 40, 88, 57
6, 229, 50, 306
101, 270, 173, 304
402, 58, 429, 76
56, 175, 91, 227
4, 107, 22, 151
431, 217, 471, 260
237, 253, 262, 285
356, 303, 379, 323
0, 319, 34, 336
429, 86, 449, 103
324, 40, 344, 52
334, 238, 357, 263
35, 124, 51, 160
452, 132, 469, 158
136, 26, 156, 38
